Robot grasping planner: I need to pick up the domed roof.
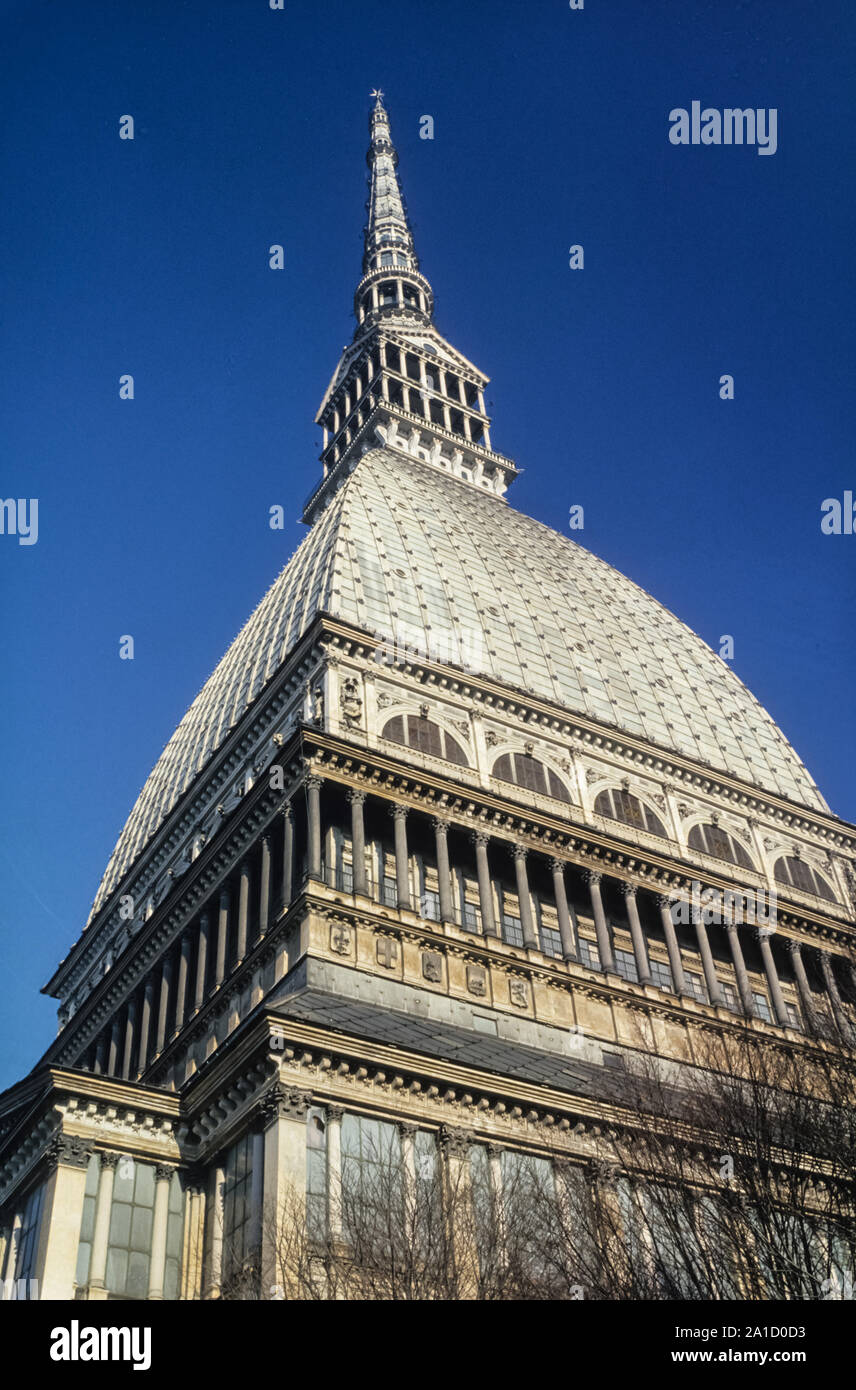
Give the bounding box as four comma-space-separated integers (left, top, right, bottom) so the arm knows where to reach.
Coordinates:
90, 447, 825, 918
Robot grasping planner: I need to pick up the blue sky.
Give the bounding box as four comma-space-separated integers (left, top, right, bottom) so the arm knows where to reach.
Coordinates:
1, 0, 853, 1089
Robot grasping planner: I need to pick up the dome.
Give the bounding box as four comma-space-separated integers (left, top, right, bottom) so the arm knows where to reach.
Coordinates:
90, 447, 826, 918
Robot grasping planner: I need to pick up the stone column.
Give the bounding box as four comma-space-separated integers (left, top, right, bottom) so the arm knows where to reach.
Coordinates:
35, 1138, 92, 1301
755, 928, 788, 1026
433, 818, 455, 923
194, 913, 210, 1011
250, 1129, 266, 1256
585, 872, 616, 974
786, 939, 816, 1029
260, 1086, 311, 1299
215, 888, 230, 988
147, 1165, 174, 1300
512, 845, 539, 949
549, 860, 577, 961
87, 1151, 119, 1298
620, 883, 652, 985
819, 950, 851, 1039
725, 921, 755, 1016
438, 1125, 476, 1299
473, 831, 498, 937
694, 915, 723, 1006
306, 775, 323, 881
181, 1173, 206, 1301
3, 1211, 22, 1290
236, 860, 251, 963
155, 952, 173, 1056
258, 834, 272, 938
174, 931, 191, 1036
327, 1105, 344, 1241
204, 1163, 226, 1300
107, 1017, 121, 1076
138, 976, 155, 1074
348, 791, 369, 896
657, 895, 688, 996
93, 1034, 106, 1075
121, 997, 137, 1081
391, 805, 411, 910
281, 801, 294, 908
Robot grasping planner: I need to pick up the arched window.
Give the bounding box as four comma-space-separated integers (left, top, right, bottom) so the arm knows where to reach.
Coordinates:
491, 753, 571, 803
594, 788, 667, 838
688, 822, 755, 870
774, 855, 836, 902
382, 714, 468, 766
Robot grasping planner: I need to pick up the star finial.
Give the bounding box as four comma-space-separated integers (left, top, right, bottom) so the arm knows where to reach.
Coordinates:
370, 88, 384, 104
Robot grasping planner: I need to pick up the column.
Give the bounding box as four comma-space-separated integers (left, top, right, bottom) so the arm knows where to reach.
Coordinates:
585, 872, 616, 974
87, 1152, 119, 1298
348, 791, 369, 896
215, 888, 230, 988
93, 1034, 107, 1075
147, 1165, 173, 1300
786, 939, 816, 1029
237, 861, 250, 962
137, 976, 155, 1074
391, 805, 411, 910
34, 1138, 92, 1300
512, 845, 539, 949
155, 952, 173, 1056
694, 914, 723, 1006
620, 883, 651, 985
174, 931, 191, 1035
437, 1125, 476, 1299
281, 802, 294, 908
258, 834, 272, 937
473, 831, 498, 937
725, 921, 755, 1016
819, 950, 851, 1039
107, 1017, 121, 1075
181, 1174, 206, 1301
327, 1105, 344, 1241
755, 928, 788, 1026
250, 1130, 266, 1256
260, 1086, 311, 1298
194, 913, 210, 1011
306, 775, 323, 880
549, 859, 577, 962
657, 895, 688, 996
204, 1163, 226, 1300
121, 997, 137, 1081
433, 818, 455, 923
3, 1211, 22, 1292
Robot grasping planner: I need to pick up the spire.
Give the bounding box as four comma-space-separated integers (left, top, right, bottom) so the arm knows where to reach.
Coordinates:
355, 91, 433, 328
305, 94, 518, 525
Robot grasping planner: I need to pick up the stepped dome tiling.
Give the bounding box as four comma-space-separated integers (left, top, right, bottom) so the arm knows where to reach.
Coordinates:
89, 447, 826, 919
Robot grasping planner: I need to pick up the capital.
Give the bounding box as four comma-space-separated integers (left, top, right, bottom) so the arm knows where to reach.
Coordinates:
347, 788, 367, 807
548, 857, 565, 876
390, 803, 409, 821
582, 870, 602, 888
619, 881, 637, 899
512, 843, 528, 863
471, 829, 490, 848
